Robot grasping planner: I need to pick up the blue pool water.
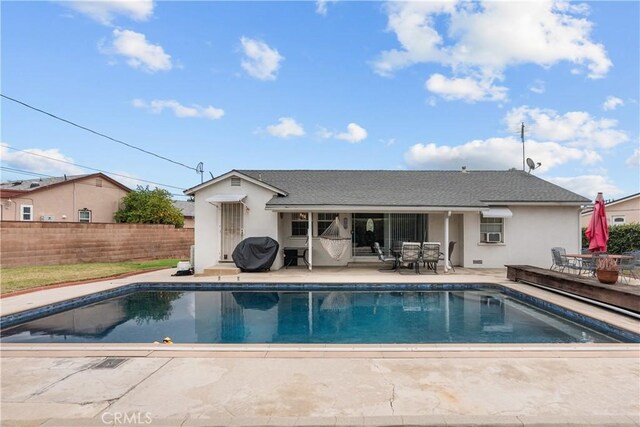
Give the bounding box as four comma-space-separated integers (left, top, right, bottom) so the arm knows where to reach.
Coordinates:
1, 285, 637, 344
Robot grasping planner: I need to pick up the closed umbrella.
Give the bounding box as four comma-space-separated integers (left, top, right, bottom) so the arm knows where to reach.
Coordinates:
585, 192, 609, 253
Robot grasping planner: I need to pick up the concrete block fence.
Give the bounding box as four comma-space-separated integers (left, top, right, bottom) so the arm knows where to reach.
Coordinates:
0, 222, 194, 267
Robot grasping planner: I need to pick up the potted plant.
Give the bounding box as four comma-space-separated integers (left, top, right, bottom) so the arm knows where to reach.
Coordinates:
596, 255, 619, 284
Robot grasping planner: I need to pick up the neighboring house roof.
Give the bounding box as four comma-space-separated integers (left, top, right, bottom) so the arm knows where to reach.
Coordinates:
0, 173, 131, 197
173, 200, 195, 218
188, 169, 590, 208
581, 192, 640, 216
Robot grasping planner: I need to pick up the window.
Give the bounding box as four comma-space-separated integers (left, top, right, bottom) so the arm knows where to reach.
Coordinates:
480, 217, 504, 243
20, 205, 33, 221
79, 209, 92, 223
317, 213, 338, 236
291, 212, 308, 236
611, 216, 625, 225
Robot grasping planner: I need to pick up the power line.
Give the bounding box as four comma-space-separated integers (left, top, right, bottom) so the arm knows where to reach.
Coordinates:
3, 145, 185, 190
1, 93, 198, 172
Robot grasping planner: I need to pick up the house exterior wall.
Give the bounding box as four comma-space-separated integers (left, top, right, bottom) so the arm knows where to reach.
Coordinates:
0, 176, 127, 223
462, 205, 581, 269
192, 176, 280, 273
580, 196, 640, 227
427, 213, 463, 267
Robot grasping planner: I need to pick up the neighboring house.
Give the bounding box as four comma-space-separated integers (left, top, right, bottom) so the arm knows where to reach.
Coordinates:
0, 173, 130, 223
580, 193, 640, 228
173, 200, 195, 228
185, 169, 590, 273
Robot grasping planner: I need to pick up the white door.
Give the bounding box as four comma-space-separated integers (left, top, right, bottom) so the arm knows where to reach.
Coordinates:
220, 202, 244, 262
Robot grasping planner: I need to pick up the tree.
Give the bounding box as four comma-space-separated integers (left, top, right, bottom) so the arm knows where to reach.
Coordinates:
115, 186, 184, 228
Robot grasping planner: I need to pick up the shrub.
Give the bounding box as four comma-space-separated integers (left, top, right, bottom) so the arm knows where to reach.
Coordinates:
582, 223, 640, 254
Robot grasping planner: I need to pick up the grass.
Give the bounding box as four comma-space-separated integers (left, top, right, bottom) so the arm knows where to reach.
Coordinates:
0, 259, 180, 294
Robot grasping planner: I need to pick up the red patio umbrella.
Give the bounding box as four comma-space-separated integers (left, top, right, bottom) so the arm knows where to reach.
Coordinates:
585, 192, 609, 253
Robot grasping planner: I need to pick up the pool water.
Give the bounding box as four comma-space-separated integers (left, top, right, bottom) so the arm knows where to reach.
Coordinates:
1, 288, 634, 343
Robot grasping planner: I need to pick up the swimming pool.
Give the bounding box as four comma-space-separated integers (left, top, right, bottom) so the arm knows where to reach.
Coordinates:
1, 284, 638, 344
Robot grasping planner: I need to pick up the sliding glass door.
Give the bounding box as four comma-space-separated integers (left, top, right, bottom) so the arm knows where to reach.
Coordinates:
352, 213, 427, 257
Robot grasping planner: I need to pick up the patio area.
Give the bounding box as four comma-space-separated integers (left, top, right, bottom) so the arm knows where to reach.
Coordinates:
1, 266, 639, 426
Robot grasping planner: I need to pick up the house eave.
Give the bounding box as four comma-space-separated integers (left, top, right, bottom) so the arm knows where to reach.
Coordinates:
184, 170, 288, 196
265, 205, 487, 213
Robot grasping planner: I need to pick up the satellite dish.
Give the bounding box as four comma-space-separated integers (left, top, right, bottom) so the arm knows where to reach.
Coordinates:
526, 158, 542, 174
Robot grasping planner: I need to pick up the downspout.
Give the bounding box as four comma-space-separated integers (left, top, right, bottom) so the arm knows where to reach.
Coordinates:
444, 211, 451, 273
308, 211, 313, 270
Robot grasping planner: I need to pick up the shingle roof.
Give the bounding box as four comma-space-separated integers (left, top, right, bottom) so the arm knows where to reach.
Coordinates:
0, 175, 92, 191
0, 173, 131, 193
237, 170, 590, 207
173, 200, 195, 217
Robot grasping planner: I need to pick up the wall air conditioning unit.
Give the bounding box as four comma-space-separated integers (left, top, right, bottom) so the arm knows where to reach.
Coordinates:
485, 232, 501, 243
40, 215, 55, 221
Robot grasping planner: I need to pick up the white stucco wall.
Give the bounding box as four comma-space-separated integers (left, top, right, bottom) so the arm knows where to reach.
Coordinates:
462, 205, 582, 269
192, 176, 280, 273
427, 213, 463, 267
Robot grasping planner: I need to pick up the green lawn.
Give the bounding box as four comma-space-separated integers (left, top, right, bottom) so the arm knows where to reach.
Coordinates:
0, 259, 179, 294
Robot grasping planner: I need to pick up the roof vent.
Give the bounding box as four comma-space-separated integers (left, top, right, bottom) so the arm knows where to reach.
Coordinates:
461, 166, 468, 173
231, 177, 241, 187
29, 183, 40, 188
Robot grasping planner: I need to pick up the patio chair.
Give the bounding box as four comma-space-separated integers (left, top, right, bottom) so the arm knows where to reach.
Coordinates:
421, 242, 440, 274
577, 251, 603, 276
619, 251, 639, 284
374, 242, 397, 272
437, 241, 456, 272
398, 242, 421, 274
550, 247, 580, 274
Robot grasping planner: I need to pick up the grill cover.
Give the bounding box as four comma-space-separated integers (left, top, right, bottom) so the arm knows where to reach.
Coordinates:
232, 237, 280, 272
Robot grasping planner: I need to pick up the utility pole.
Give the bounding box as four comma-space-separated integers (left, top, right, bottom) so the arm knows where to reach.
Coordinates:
521, 122, 525, 171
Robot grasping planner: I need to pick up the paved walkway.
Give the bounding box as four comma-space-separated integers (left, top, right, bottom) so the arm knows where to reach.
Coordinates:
1, 267, 639, 426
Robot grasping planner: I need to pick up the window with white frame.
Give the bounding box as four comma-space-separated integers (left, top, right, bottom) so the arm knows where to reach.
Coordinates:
611, 215, 625, 225
317, 213, 338, 236
291, 212, 308, 236
20, 205, 33, 221
480, 217, 504, 243
79, 209, 92, 223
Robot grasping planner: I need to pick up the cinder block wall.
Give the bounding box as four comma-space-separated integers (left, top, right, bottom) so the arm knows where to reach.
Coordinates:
0, 222, 194, 267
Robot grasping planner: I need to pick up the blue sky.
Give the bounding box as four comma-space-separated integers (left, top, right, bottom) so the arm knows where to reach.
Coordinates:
2, 0, 639, 200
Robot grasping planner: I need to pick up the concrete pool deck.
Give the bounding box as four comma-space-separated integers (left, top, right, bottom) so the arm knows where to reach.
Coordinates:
1, 267, 639, 426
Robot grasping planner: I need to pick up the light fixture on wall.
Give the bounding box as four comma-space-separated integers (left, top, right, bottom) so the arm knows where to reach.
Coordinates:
342, 216, 348, 229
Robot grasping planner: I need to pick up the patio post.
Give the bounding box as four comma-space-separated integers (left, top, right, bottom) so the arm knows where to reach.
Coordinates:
308, 211, 313, 270
444, 211, 451, 273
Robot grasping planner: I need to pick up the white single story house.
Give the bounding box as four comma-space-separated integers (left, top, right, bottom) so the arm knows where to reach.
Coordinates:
185, 169, 590, 273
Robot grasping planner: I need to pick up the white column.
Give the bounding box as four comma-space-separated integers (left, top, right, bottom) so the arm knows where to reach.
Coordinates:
444, 211, 451, 273
308, 211, 313, 270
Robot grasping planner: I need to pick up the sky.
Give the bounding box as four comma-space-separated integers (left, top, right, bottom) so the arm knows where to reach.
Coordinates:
1, 0, 639, 201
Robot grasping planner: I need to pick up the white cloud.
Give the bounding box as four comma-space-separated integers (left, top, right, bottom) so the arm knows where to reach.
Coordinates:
316, 0, 336, 16
404, 136, 592, 171
603, 96, 624, 111
505, 106, 629, 149
60, 0, 154, 25
425, 73, 507, 102
529, 79, 545, 94
374, 1, 611, 101
240, 37, 284, 81
103, 29, 172, 73
319, 123, 368, 143
265, 117, 305, 138
544, 175, 623, 198
0, 143, 85, 176
132, 99, 224, 119
626, 148, 640, 167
